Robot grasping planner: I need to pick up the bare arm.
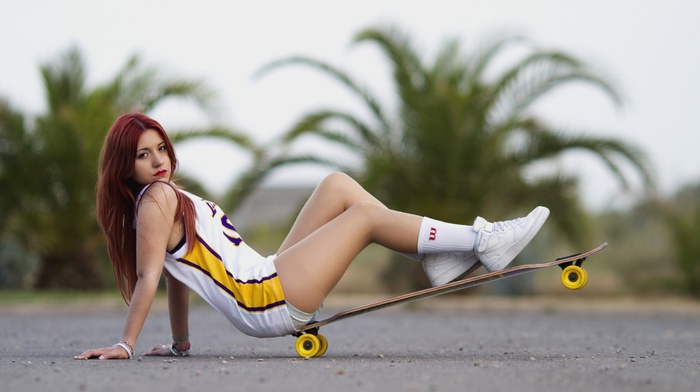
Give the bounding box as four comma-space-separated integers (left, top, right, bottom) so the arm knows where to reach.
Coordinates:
143, 271, 191, 356
75, 183, 178, 360
166, 272, 190, 344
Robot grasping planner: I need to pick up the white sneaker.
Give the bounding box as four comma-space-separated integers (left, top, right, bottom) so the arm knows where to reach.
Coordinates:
473, 206, 550, 272
422, 252, 480, 287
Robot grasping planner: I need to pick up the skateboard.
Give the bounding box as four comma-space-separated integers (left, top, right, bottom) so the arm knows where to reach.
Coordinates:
291, 242, 608, 358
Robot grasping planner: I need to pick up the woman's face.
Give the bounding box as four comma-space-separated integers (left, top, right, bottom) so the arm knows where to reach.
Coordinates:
132, 128, 172, 186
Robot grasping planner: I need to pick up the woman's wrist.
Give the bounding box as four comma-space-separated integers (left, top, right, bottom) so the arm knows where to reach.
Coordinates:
172, 334, 189, 348
113, 340, 135, 359
171, 334, 190, 354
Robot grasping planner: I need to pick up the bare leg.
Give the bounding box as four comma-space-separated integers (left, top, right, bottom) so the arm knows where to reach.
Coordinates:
274, 173, 422, 312
276, 172, 387, 254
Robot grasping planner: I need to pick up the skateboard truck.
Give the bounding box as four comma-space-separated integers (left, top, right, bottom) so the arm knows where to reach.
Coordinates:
293, 326, 319, 337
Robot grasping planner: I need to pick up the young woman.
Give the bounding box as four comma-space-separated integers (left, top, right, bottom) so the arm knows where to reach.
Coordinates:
74, 113, 549, 360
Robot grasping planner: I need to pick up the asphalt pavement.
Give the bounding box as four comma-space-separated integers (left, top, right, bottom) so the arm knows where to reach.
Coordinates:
1, 296, 699, 392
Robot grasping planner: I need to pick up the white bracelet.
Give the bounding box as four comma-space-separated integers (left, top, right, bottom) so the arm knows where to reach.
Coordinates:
113, 342, 134, 359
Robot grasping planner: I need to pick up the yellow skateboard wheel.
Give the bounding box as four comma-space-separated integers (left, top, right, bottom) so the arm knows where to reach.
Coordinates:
561, 265, 587, 290
295, 334, 321, 358
316, 334, 328, 357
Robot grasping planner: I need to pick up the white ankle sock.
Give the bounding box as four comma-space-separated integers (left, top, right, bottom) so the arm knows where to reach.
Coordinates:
417, 217, 477, 254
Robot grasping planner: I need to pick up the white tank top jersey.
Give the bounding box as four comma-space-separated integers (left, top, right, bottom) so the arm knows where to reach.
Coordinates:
135, 183, 296, 338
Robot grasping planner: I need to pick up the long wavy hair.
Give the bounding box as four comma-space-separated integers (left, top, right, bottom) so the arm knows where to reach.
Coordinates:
96, 113, 196, 304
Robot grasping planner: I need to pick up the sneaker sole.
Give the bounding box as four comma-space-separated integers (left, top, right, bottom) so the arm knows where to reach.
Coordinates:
437, 262, 483, 286
427, 255, 480, 287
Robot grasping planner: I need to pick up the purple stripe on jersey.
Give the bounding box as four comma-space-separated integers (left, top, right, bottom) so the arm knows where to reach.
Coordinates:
196, 234, 223, 261
174, 257, 285, 313
195, 234, 277, 285
244, 299, 287, 313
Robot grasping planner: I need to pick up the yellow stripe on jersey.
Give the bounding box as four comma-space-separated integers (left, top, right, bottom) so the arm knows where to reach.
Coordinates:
176, 235, 286, 312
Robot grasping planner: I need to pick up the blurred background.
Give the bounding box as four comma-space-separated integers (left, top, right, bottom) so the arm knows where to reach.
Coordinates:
1, 0, 698, 302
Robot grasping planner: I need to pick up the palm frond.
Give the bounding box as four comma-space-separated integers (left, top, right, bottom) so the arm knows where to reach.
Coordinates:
171, 127, 260, 153
468, 33, 527, 80
220, 154, 347, 212
489, 51, 623, 123
280, 109, 379, 147
255, 56, 389, 131
509, 122, 654, 191
39, 46, 87, 111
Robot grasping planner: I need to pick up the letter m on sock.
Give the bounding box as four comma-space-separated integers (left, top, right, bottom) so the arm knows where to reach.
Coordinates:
429, 227, 437, 241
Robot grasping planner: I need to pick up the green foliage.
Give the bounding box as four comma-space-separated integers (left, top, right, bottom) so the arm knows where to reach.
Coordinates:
594, 186, 700, 299
256, 25, 654, 290
665, 184, 700, 297
0, 237, 39, 289
595, 201, 672, 295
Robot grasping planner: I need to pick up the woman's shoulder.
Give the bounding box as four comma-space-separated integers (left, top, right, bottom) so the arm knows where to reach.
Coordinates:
140, 181, 178, 199
136, 181, 182, 213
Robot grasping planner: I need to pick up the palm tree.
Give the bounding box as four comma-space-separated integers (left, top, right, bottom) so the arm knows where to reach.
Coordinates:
0, 47, 251, 289
255, 25, 654, 289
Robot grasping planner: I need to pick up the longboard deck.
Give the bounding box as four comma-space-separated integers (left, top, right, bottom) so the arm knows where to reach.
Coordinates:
297, 242, 608, 334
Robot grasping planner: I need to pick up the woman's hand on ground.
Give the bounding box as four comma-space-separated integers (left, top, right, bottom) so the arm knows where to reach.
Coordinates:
143, 344, 173, 356
73, 346, 130, 360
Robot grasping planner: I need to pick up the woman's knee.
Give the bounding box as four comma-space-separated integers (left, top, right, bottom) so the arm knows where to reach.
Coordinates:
346, 200, 385, 226
320, 172, 355, 192
316, 172, 359, 203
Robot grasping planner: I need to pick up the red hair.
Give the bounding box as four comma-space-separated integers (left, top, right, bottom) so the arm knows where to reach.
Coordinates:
96, 113, 196, 304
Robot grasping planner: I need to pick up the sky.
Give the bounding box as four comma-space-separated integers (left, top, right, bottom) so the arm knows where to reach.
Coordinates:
2, 0, 699, 210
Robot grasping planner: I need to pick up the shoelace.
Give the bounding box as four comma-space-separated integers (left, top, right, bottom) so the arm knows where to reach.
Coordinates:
491, 216, 527, 232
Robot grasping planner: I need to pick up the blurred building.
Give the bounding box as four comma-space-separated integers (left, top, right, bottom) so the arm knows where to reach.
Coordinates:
231, 186, 314, 228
